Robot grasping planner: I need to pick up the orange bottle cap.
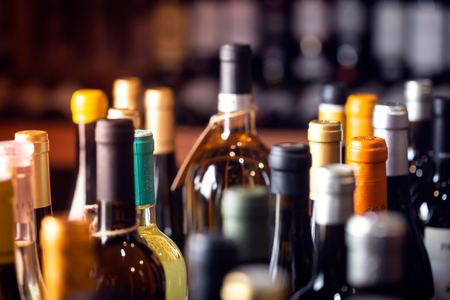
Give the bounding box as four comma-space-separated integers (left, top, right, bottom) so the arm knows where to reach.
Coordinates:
345, 94, 378, 118
347, 136, 387, 164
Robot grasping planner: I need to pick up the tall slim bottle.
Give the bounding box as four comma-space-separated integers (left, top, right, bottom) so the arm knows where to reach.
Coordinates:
92, 118, 165, 300
318, 83, 348, 161
0, 141, 47, 300
373, 103, 434, 300
269, 142, 314, 293
291, 164, 355, 300
404, 80, 433, 221
185, 44, 270, 233
133, 129, 187, 300
221, 186, 271, 265
345, 213, 407, 300
423, 96, 450, 300
41, 216, 96, 300
145, 88, 185, 250
308, 120, 342, 238
14, 131, 53, 256
345, 94, 378, 163
347, 136, 388, 214
0, 163, 21, 300
68, 89, 108, 221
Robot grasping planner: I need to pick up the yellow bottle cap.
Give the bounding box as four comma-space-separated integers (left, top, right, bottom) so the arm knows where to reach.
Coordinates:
308, 120, 342, 142
71, 89, 108, 124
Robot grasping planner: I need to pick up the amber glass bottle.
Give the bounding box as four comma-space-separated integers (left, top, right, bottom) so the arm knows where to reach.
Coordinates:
347, 136, 388, 214
185, 44, 270, 233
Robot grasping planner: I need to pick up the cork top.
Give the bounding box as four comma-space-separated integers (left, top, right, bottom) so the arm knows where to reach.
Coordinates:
71, 89, 108, 124
308, 120, 342, 142
15, 130, 49, 153
345, 94, 379, 117
347, 136, 388, 163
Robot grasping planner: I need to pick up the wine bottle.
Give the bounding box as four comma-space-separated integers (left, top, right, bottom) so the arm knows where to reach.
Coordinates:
345, 213, 407, 300
186, 233, 238, 300
347, 136, 388, 214
14, 131, 53, 256
221, 265, 290, 300
345, 94, 378, 163
404, 80, 433, 224
0, 167, 21, 300
145, 88, 185, 250
185, 43, 270, 233
133, 129, 187, 300
0, 141, 48, 300
68, 89, 108, 221
308, 120, 342, 240
291, 164, 355, 300
423, 96, 450, 300
41, 215, 96, 300
268, 142, 314, 293
107, 107, 141, 129
318, 82, 348, 161
373, 103, 434, 300
112, 77, 142, 128
221, 186, 271, 264
92, 118, 165, 300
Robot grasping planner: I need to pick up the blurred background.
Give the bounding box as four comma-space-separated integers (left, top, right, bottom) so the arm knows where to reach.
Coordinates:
2, 0, 450, 129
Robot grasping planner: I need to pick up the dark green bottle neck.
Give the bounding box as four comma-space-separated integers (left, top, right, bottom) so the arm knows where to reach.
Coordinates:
433, 116, 450, 181
408, 120, 432, 160
313, 224, 347, 285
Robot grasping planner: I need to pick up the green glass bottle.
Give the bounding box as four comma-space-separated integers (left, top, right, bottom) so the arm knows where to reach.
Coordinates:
134, 129, 188, 300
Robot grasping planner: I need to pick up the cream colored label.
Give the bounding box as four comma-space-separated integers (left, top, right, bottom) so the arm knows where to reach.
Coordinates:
424, 227, 450, 300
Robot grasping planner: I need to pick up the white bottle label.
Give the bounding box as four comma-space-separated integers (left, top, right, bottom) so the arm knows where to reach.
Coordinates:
424, 227, 450, 300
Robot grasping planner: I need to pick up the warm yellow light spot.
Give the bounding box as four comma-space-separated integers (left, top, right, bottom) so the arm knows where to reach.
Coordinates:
434, 190, 439, 197
123, 241, 127, 247
409, 165, 416, 173
130, 267, 135, 272
258, 163, 264, 169
130, 243, 135, 248
139, 260, 144, 265
230, 152, 235, 157
250, 171, 255, 176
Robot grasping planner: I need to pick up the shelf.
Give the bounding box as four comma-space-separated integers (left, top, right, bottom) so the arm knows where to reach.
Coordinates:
0, 120, 308, 170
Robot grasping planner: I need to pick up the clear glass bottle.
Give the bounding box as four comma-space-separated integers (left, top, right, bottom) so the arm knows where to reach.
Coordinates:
291, 164, 355, 300
185, 44, 270, 234
0, 163, 21, 300
268, 143, 313, 293
133, 129, 187, 300
68, 89, 108, 221
92, 119, 165, 300
0, 141, 47, 300
373, 103, 434, 300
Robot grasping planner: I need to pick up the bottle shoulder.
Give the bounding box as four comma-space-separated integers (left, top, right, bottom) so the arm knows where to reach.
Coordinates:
291, 281, 354, 300
138, 226, 184, 262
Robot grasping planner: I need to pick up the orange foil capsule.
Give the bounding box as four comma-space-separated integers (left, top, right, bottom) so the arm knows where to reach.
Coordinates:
345, 94, 378, 160
347, 136, 388, 215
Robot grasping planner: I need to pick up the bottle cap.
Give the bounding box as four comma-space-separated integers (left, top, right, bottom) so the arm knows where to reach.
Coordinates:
133, 130, 155, 206
70, 89, 108, 124
315, 164, 355, 225
321, 82, 348, 105
222, 186, 270, 219
346, 212, 406, 288
373, 103, 409, 130
41, 215, 96, 300
405, 79, 432, 122
345, 94, 379, 118
432, 96, 450, 117
220, 44, 252, 95
95, 118, 134, 144
0, 141, 34, 167
221, 265, 290, 300
107, 107, 141, 129
113, 77, 142, 110
269, 143, 311, 172
187, 233, 238, 300
308, 120, 342, 142
15, 130, 49, 153
144, 87, 175, 110
347, 136, 388, 164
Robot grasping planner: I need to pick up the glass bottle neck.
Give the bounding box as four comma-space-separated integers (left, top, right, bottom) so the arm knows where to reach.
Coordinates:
97, 200, 136, 232
408, 120, 432, 160
433, 159, 450, 183
312, 224, 347, 285
76, 122, 97, 200
136, 204, 157, 228
217, 111, 256, 141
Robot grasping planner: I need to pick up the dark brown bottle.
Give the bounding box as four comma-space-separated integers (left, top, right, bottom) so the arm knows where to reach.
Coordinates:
92, 118, 165, 300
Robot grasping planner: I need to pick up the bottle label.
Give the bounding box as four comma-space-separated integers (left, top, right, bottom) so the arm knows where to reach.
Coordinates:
424, 226, 450, 299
